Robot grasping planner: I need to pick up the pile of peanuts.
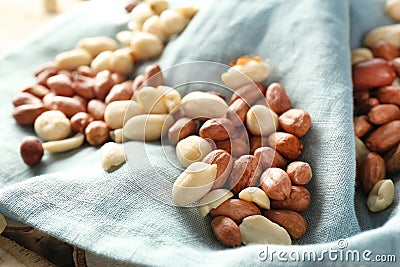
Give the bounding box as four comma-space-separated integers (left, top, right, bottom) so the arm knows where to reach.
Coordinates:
351, 16, 400, 213
13, 0, 198, 170
167, 56, 313, 247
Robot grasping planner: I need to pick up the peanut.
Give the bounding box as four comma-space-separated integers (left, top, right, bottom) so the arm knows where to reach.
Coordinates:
55, 49, 92, 71
34, 110, 71, 141
202, 149, 233, 189
228, 155, 262, 195
13, 103, 49, 126
99, 142, 126, 171
385, 143, 400, 174
209, 199, 261, 223
270, 186, 311, 212
12, 92, 41, 107
180, 91, 228, 119
42, 133, 85, 153
278, 109, 312, 137
239, 215, 291, 245
367, 104, 400, 125
85, 120, 110, 146
175, 135, 213, 167
104, 100, 143, 130
366, 120, 400, 151
211, 216, 242, 247
199, 118, 235, 141
198, 189, 234, 217
260, 168, 292, 201
246, 105, 278, 136
286, 161, 312, 185
238, 187, 270, 209
265, 83, 292, 115
367, 179, 395, 212
264, 209, 307, 239
76, 36, 118, 57
268, 132, 303, 159
254, 146, 287, 170
20, 136, 44, 166
123, 114, 173, 141
172, 162, 217, 206
360, 152, 386, 193
168, 118, 197, 145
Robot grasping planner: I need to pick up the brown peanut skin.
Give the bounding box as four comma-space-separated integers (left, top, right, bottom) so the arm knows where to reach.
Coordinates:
254, 147, 287, 170
367, 104, 400, 125
209, 199, 261, 223
77, 65, 95, 77
199, 118, 235, 141
286, 161, 312, 185
264, 210, 307, 239
105, 81, 134, 104
354, 115, 374, 138
270, 186, 311, 212
372, 42, 400, 60
143, 64, 164, 88
22, 84, 50, 99
20, 136, 44, 166
47, 96, 86, 118
211, 216, 242, 247
85, 121, 110, 146
168, 118, 197, 145
260, 168, 292, 201
13, 103, 49, 126
352, 58, 396, 91
376, 86, 400, 105
230, 139, 250, 157
266, 83, 292, 114
226, 99, 250, 127
94, 70, 114, 100
12, 92, 42, 107
46, 74, 74, 97
228, 155, 262, 195
73, 75, 95, 99
360, 152, 386, 193
87, 99, 107, 121
70, 112, 94, 133
385, 143, 400, 174
202, 149, 233, 189
268, 132, 303, 159
249, 136, 268, 155
229, 82, 266, 105
278, 109, 312, 137
366, 120, 400, 152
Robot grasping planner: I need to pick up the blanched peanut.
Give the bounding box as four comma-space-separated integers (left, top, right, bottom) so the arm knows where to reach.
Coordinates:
159, 87, 182, 113
130, 3, 155, 27
198, 189, 234, 217
42, 133, 85, 153
109, 49, 134, 75
364, 24, 400, 48
175, 5, 199, 19
176, 135, 214, 167
34, 110, 71, 141
123, 114, 173, 141
104, 100, 143, 129
134, 86, 168, 114
172, 162, 217, 206
76, 36, 118, 57
180, 91, 228, 119
367, 179, 394, 212
55, 49, 92, 71
246, 105, 278, 136
142, 15, 167, 42
221, 60, 270, 89
238, 187, 270, 209
145, 0, 168, 15
386, 0, 400, 21
99, 142, 126, 171
239, 215, 291, 245
159, 9, 189, 36
130, 32, 164, 60
109, 128, 123, 143
116, 31, 134, 47
351, 48, 374, 65
91, 51, 113, 74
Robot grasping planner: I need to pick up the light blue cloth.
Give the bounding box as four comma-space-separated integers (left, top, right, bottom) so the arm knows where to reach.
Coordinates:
0, 0, 398, 266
